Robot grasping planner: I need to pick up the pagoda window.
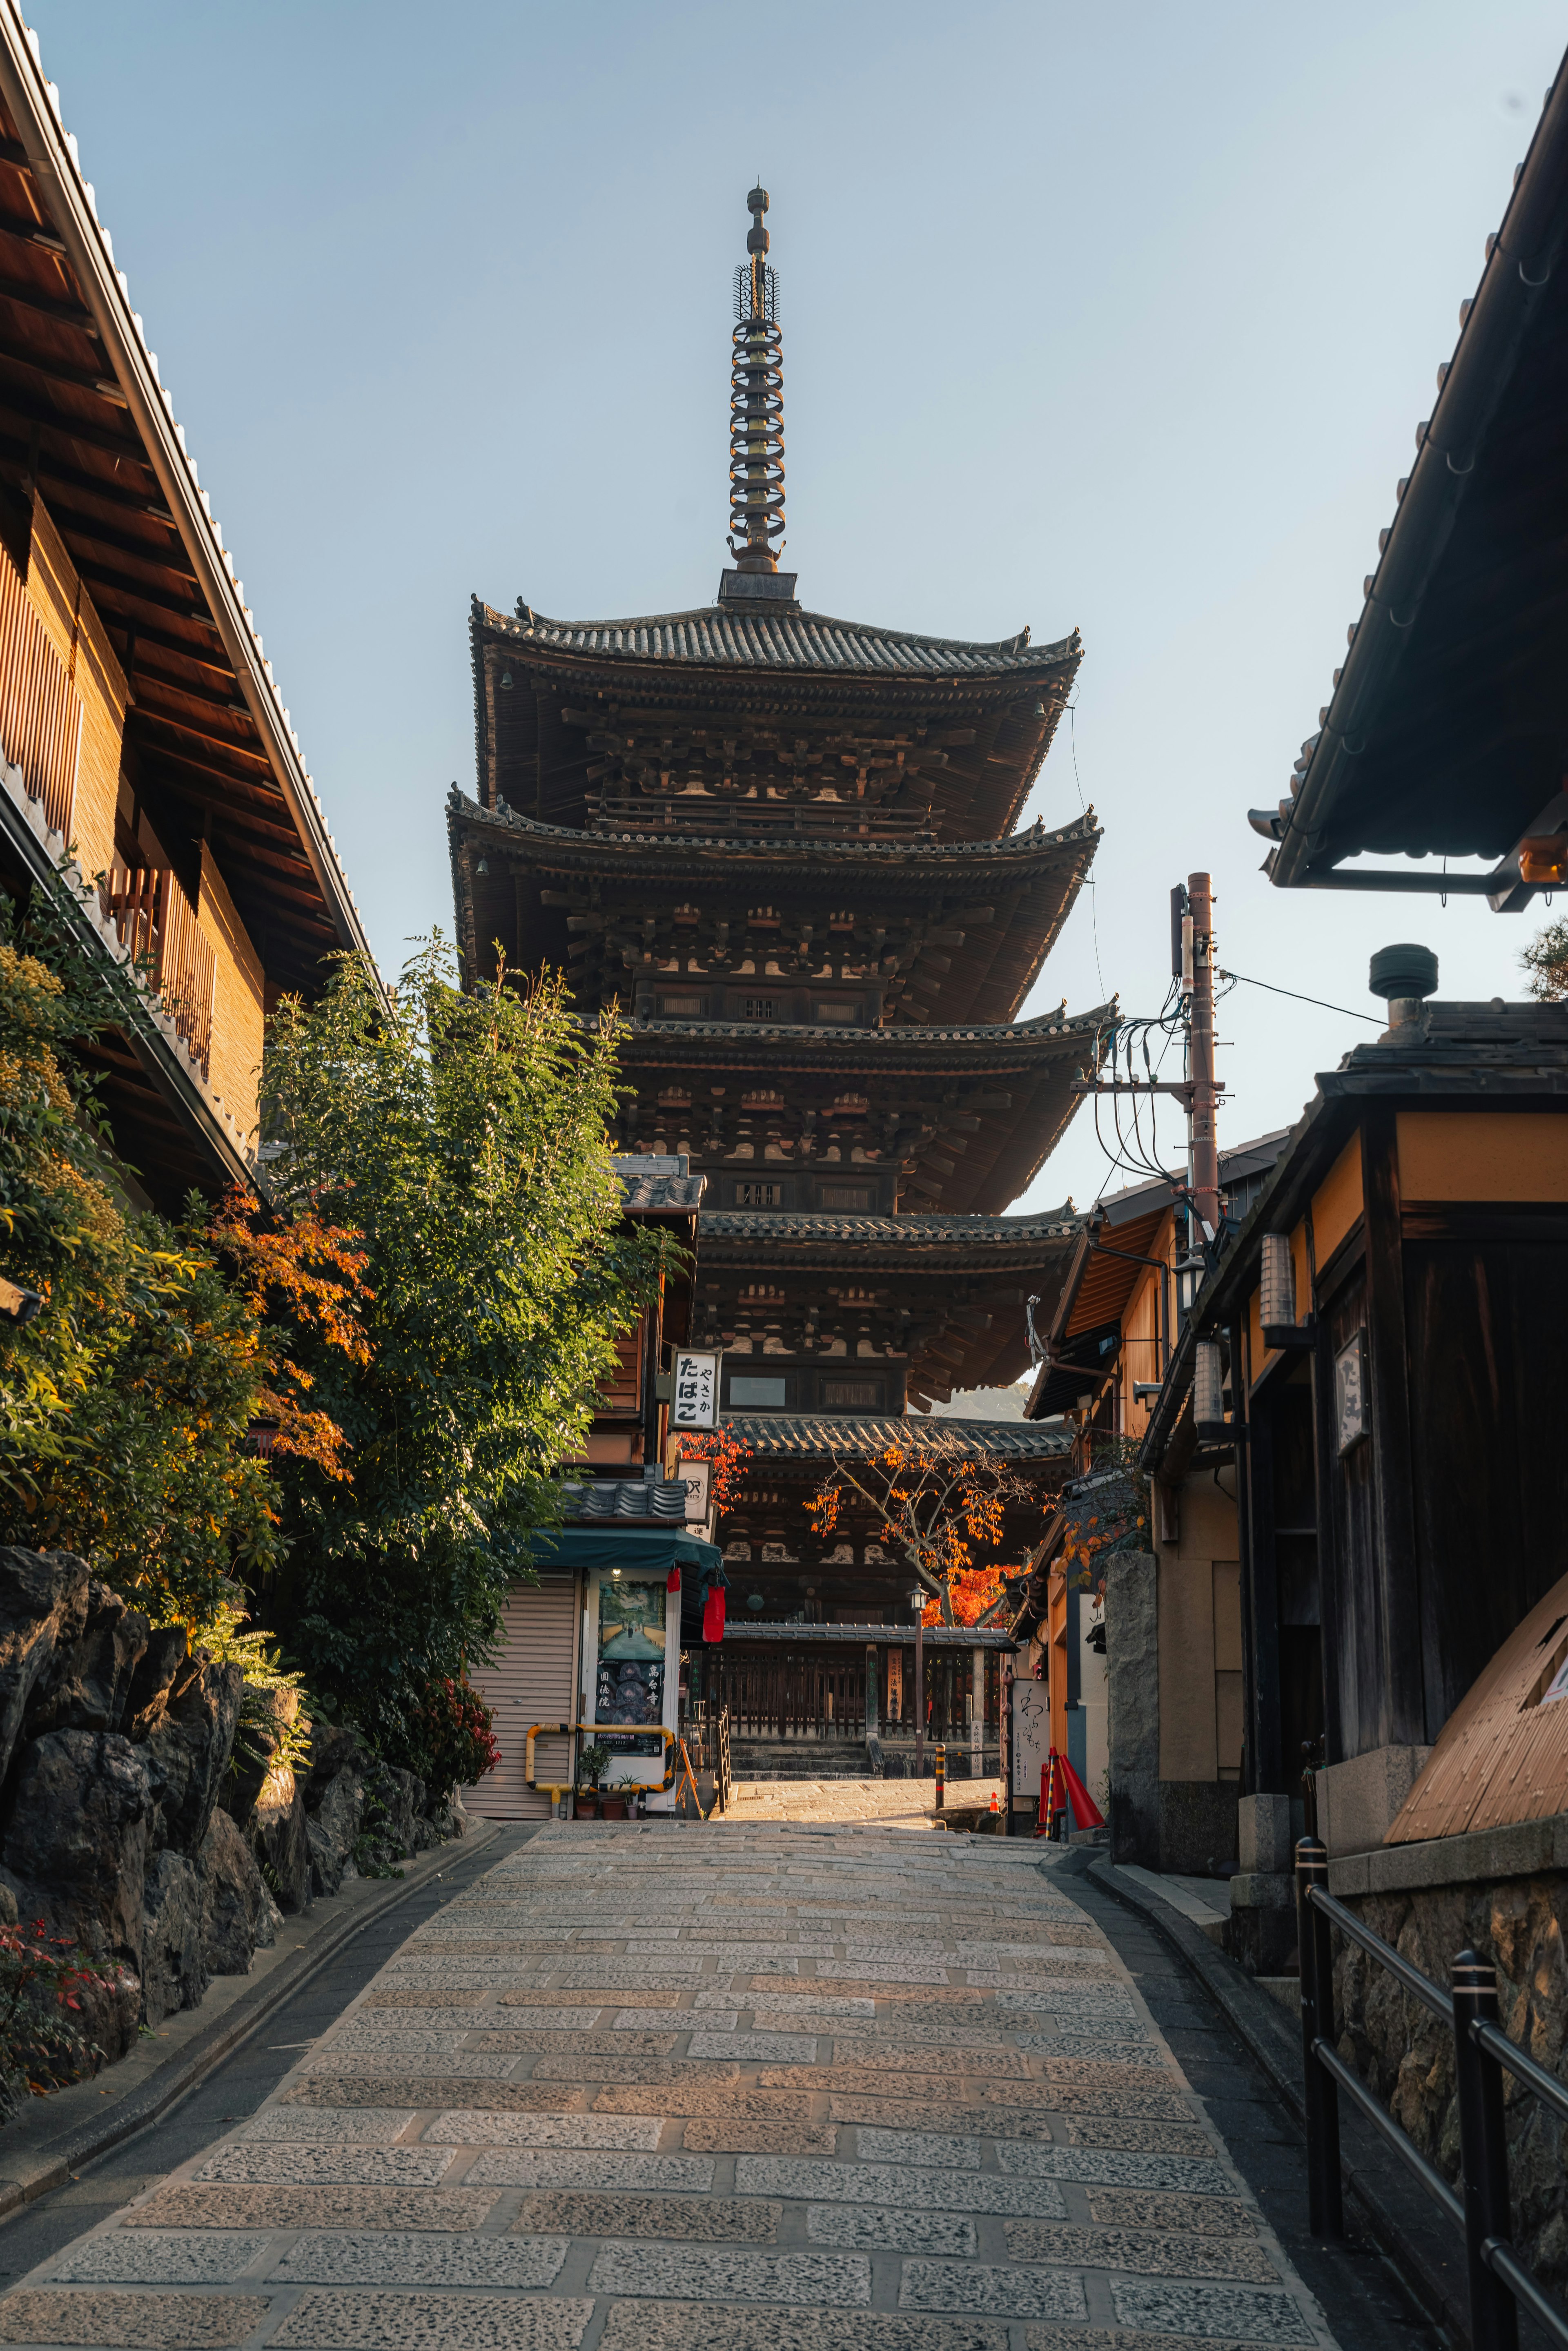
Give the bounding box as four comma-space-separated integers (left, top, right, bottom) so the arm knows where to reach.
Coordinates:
822, 1377, 882, 1411
734, 1181, 782, 1208
658, 993, 705, 1016
730, 1375, 788, 1408
814, 1001, 858, 1025
819, 1183, 875, 1211
741, 996, 777, 1020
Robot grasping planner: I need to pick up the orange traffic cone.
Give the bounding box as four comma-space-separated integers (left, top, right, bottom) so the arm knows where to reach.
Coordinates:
988, 1792, 999, 1813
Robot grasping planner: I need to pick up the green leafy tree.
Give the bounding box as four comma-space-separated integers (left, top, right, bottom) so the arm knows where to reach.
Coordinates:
0, 907, 283, 1619
254, 938, 667, 1772
1523, 919, 1568, 1001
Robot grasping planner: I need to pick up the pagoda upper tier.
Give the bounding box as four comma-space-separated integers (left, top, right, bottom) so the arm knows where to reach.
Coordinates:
611, 1004, 1114, 1217
471, 596, 1082, 847
448, 789, 1099, 1030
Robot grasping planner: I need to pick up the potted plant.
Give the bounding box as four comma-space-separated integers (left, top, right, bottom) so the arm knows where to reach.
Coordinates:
577, 1743, 612, 1819
600, 1786, 628, 1821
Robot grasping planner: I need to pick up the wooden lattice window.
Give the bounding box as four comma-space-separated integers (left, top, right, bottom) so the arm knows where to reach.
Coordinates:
596, 1314, 646, 1413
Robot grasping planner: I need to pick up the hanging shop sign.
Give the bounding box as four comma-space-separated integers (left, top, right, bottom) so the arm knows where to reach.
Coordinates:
673, 1456, 712, 1522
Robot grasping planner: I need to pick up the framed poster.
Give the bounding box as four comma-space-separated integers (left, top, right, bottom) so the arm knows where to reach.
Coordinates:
1334, 1329, 1369, 1456
671, 1350, 721, 1430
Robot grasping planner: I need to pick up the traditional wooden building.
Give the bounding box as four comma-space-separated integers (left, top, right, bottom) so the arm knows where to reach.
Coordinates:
0, 18, 374, 1206
447, 185, 1102, 1667
464, 1157, 720, 1823
1010, 1136, 1288, 1856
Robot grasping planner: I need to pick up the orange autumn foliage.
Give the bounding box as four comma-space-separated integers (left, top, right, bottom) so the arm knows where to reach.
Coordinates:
207, 1188, 373, 1482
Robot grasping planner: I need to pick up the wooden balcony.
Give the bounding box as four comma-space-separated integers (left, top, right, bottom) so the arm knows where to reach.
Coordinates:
98, 861, 216, 1082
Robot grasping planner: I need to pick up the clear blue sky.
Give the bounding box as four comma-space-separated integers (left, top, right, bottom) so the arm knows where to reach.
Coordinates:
28, 0, 1568, 1212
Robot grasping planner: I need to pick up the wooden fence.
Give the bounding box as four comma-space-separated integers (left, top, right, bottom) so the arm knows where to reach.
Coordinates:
0, 547, 82, 840
689, 1642, 1001, 1747
98, 861, 217, 1080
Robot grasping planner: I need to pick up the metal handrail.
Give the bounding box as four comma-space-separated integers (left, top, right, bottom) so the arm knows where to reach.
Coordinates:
1296, 1834, 1568, 2351
1305, 1880, 1454, 2025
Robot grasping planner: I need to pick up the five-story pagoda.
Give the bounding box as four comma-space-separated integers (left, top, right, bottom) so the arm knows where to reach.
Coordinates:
449, 188, 1109, 1629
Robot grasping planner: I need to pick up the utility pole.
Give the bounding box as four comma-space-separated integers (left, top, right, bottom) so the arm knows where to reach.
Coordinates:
1185, 871, 1221, 1240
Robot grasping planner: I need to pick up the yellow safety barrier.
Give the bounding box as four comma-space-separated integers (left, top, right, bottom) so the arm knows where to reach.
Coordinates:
523, 1722, 678, 1800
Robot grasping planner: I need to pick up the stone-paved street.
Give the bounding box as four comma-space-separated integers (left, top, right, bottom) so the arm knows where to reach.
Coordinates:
0, 1826, 1339, 2350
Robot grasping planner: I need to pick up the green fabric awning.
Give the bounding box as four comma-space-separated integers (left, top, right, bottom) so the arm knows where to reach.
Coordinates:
525, 1526, 723, 1577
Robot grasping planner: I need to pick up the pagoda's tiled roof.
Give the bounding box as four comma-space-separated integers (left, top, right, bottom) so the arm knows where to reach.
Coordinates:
723, 1413, 1074, 1460
497, 600, 1080, 680
698, 1207, 1078, 1244
448, 787, 1096, 869
617, 1007, 1114, 1053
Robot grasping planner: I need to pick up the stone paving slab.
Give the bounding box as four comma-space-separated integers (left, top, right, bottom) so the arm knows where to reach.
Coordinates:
270, 2289, 594, 2347
0, 2289, 270, 2344
238, 2108, 415, 2144
1003, 2222, 1282, 2282
591, 2084, 814, 2118
1110, 2280, 1318, 2342
807, 2204, 979, 2255
194, 2145, 454, 2186
283, 2076, 587, 2111
425, 2110, 664, 2149
596, 2304, 1010, 2351
682, 2117, 838, 2155
49, 2233, 272, 2283
513, 2193, 779, 2242
270, 2231, 570, 2286
899, 2259, 1087, 2316
124, 2186, 499, 2231
586, 2244, 872, 2305
1087, 2187, 1258, 2233
464, 2150, 715, 2191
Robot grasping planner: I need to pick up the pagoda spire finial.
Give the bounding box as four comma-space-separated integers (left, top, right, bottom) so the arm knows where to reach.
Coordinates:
727, 185, 784, 575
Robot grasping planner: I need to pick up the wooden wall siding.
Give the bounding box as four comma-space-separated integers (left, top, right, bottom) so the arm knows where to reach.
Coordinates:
197, 844, 265, 1141
1359, 1110, 1425, 1749
1403, 1230, 1568, 1741
1321, 1265, 1376, 1765
597, 1319, 645, 1415
22, 496, 127, 878
462, 1577, 579, 1819
1387, 1571, 1568, 1843
1312, 1134, 1365, 1267
1397, 1111, 1568, 1204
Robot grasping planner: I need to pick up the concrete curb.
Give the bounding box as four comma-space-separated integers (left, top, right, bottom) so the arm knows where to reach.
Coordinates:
1080, 1854, 1472, 2348
0, 1820, 504, 2221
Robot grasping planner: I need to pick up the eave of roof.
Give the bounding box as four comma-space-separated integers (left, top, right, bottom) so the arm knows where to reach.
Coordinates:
448, 785, 1098, 873
722, 1411, 1074, 1460
698, 1206, 1079, 1248
717, 1620, 1018, 1648
1265, 60, 1568, 894
612, 1006, 1114, 1058
485, 597, 1081, 682
0, 9, 381, 995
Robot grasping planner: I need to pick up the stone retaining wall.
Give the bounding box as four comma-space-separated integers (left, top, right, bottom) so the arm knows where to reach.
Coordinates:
1327, 1815, 1568, 2293
0, 1547, 460, 2084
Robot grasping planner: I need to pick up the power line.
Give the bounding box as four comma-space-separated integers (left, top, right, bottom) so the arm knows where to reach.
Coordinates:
1218, 968, 1381, 1025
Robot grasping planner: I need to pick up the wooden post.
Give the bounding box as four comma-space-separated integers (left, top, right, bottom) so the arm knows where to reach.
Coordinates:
913, 1593, 926, 1778
971, 1647, 984, 1780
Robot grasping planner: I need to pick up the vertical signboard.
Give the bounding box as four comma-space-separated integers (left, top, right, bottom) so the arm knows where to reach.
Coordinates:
1012, 1675, 1050, 1812
671, 1350, 722, 1430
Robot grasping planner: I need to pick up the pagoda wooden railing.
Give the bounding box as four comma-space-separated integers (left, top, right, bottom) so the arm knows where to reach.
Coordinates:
98, 860, 216, 1081
0, 547, 82, 841
587, 790, 935, 841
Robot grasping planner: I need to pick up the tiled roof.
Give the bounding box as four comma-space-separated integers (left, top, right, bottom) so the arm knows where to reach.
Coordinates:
618, 1173, 705, 1213
495, 600, 1080, 680
449, 788, 1096, 868
699, 1208, 1079, 1245
616, 1007, 1114, 1052
715, 1620, 1018, 1648
722, 1413, 1074, 1460
561, 1480, 689, 1522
